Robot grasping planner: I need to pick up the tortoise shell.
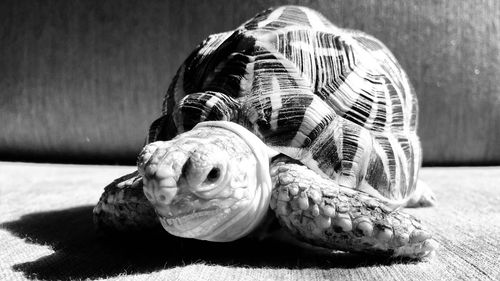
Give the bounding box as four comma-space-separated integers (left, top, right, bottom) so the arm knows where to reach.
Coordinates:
148, 5, 421, 203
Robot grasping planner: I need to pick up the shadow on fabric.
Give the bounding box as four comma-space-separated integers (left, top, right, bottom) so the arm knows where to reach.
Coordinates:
2, 206, 414, 280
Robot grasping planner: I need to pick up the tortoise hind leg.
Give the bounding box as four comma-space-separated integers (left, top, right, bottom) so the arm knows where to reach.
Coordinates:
269, 159, 438, 259
93, 171, 160, 232
405, 180, 437, 208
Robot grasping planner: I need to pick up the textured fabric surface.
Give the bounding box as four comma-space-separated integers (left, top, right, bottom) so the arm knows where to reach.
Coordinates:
0, 162, 499, 280
1, 0, 499, 165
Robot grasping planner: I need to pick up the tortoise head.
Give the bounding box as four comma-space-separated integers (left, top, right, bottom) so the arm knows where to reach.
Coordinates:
137, 121, 272, 242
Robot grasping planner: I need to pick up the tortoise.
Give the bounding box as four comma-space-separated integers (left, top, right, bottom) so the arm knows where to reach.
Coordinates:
94, 5, 438, 259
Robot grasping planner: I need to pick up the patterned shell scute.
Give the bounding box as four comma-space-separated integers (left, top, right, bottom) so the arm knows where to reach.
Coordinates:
155, 5, 421, 202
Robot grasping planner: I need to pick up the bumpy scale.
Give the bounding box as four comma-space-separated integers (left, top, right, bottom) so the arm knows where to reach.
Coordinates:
269, 158, 436, 258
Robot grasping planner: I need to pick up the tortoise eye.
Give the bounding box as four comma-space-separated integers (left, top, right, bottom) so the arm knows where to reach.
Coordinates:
205, 167, 220, 183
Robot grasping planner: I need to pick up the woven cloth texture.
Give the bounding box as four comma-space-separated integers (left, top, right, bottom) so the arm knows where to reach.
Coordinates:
0, 162, 499, 281
1, 0, 499, 165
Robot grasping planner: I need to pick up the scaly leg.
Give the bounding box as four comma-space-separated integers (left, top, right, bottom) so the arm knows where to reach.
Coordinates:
93, 171, 159, 232
269, 160, 438, 259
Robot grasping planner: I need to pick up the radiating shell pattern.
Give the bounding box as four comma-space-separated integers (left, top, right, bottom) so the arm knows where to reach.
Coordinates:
151, 5, 421, 205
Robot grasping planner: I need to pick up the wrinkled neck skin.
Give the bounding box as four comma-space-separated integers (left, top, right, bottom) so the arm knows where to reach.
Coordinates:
192, 121, 273, 242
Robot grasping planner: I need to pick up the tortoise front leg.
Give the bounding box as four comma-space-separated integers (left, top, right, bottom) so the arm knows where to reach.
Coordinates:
269, 159, 438, 259
93, 171, 159, 232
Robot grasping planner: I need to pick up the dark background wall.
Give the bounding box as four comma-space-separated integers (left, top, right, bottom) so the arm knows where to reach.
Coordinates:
1, 0, 499, 165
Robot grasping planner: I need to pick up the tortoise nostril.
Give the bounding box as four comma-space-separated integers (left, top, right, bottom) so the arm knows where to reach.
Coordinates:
155, 186, 178, 205
205, 167, 220, 183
